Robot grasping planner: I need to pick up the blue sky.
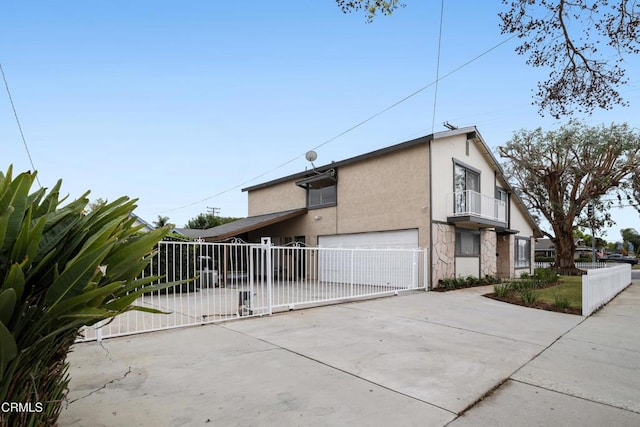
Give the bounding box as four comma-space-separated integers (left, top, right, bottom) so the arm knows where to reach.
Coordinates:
2, 1, 639, 240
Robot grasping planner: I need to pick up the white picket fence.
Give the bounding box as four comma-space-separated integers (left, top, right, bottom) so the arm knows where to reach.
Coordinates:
582, 264, 632, 316
78, 238, 428, 342
534, 261, 610, 270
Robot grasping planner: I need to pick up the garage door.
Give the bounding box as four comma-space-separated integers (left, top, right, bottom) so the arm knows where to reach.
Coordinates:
317, 229, 420, 287
318, 229, 418, 249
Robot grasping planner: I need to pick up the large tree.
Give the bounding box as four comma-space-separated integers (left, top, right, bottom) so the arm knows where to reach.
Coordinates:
185, 212, 243, 229
620, 228, 640, 253
499, 121, 640, 272
336, 1, 640, 118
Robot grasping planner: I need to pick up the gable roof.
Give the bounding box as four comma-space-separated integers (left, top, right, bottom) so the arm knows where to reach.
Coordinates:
241, 126, 542, 238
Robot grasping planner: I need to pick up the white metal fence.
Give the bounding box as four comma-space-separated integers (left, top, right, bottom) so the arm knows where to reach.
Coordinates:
582, 264, 632, 316
78, 238, 427, 342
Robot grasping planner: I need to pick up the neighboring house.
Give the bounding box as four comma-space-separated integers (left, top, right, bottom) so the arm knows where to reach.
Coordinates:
534, 238, 555, 258
535, 238, 602, 260
192, 127, 542, 287
130, 213, 155, 232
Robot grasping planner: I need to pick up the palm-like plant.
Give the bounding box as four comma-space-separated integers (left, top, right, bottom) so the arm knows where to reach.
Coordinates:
0, 166, 180, 426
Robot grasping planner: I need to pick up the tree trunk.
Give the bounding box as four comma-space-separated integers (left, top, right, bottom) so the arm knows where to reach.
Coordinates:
553, 223, 583, 275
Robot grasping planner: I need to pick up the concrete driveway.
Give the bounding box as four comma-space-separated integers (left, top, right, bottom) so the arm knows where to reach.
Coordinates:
59, 283, 640, 426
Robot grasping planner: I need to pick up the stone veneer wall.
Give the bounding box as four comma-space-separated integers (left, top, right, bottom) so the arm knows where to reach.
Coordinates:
496, 234, 513, 278
480, 230, 497, 277
432, 223, 455, 286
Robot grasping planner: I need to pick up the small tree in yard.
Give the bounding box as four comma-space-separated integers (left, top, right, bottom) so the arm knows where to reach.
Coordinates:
0, 166, 182, 426
499, 122, 640, 274
185, 212, 242, 230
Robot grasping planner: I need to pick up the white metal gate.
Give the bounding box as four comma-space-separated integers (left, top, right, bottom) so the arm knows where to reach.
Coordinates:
78, 238, 428, 342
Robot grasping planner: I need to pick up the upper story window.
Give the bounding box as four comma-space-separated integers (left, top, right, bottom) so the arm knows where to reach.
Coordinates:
495, 188, 508, 221
295, 170, 337, 209
453, 161, 480, 214
454, 162, 480, 193
308, 184, 336, 208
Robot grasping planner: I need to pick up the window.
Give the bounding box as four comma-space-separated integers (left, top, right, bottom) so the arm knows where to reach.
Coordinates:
308, 184, 336, 208
454, 162, 480, 214
515, 237, 531, 268
455, 230, 480, 257
295, 170, 337, 209
495, 188, 508, 221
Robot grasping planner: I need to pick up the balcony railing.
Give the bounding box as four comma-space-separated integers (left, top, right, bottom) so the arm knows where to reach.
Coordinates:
447, 190, 506, 224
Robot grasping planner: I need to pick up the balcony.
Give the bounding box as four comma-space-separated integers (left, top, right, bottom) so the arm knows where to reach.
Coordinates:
446, 190, 507, 228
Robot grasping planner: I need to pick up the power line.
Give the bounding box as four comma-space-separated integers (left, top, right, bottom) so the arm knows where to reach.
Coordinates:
0, 63, 41, 188
160, 33, 519, 215
431, 0, 445, 134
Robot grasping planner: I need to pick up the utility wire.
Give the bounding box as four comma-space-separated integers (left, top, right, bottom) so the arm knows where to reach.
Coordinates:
0, 63, 41, 188
431, 0, 445, 134
161, 33, 519, 215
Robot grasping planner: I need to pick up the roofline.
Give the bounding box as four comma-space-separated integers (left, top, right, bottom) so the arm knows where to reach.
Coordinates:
465, 128, 543, 238
242, 133, 436, 192
241, 126, 542, 238
200, 208, 307, 241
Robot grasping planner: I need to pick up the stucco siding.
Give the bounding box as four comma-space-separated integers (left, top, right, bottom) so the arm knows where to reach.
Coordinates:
336, 144, 430, 248
509, 199, 535, 238
247, 206, 336, 246
430, 134, 500, 222
247, 143, 431, 249
248, 180, 306, 216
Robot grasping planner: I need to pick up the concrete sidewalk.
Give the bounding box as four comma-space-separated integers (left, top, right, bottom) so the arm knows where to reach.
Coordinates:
451, 281, 640, 427
59, 282, 640, 426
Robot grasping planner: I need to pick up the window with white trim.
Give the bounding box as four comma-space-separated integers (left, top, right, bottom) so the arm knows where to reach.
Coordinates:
515, 237, 531, 268
454, 162, 480, 214
455, 230, 480, 257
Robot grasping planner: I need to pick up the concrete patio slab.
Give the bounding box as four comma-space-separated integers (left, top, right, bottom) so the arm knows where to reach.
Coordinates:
337, 286, 583, 346
61, 325, 453, 427
59, 282, 639, 426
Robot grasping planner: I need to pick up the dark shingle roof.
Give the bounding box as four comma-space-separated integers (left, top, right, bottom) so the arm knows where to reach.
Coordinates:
174, 208, 307, 241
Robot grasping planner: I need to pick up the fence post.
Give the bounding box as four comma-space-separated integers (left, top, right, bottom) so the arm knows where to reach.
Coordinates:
262, 237, 273, 315
424, 249, 429, 291
581, 272, 588, 317
350, 249, 354, 297
411, 250, 418, 289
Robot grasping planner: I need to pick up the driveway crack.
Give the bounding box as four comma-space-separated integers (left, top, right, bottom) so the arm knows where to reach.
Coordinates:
66, 367, 132, 406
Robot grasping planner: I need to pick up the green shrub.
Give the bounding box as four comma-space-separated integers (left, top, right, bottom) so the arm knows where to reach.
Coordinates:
484, 275, 501, 284
553, 293, 571, 309
519, 287, 539, 305
464, 276, 481, 287
511, 278, 535, 291
439, 277, 459, 290
0, 167, 185, 426
438, 275, 501, 290
494, 283, 511, 298
534, 268, 559, 284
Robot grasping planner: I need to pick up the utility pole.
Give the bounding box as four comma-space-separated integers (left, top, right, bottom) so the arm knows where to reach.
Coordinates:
207, 207, 220, 217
